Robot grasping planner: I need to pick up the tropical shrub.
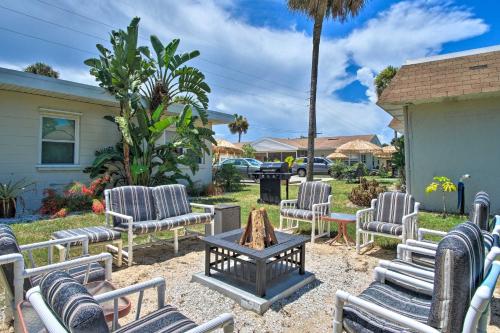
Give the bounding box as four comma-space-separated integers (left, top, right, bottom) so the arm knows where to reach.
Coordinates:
284, 156, 295, 168
329, 161, 347, 179
85, 19, 215, 186
425, 176, 457, 218
242, 144, 256, 158
349, 178, 386, 207
214, 165, 242, 192
0, 178, 35, 218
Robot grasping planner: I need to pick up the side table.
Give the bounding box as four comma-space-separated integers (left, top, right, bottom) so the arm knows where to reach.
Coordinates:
321, 213, 356, 246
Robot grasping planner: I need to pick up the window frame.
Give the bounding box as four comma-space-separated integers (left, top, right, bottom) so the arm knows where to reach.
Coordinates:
38, 109, 80, 166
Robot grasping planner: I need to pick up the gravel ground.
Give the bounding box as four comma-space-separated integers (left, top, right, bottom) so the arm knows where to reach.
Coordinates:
111, 239, 392, 332
1, 238, 499, 332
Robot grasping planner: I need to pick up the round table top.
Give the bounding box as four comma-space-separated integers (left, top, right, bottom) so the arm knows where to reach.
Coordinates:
322, 212, 356, 223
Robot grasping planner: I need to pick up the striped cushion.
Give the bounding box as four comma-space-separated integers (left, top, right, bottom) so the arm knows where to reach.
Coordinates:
115, 304, 197, 333
108, 186, 156, 226
31, 262, 105, 286
343, 281, 432, 333
116, 213, 213, 235
0, 224, 33, 293
152, 185, 192, 220
39, 271, 109, 332
428, 222, 484, 331
361, 221, 402, 236
296, 181, 331, 213
52, 227, 121, 245
375, 192, 415, 225
280, 208, 314, 220
469, 191, 490, 231
483, 231, 494, 252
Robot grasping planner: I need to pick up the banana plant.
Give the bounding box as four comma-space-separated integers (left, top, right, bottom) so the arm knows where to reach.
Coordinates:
84, 17, 155, 185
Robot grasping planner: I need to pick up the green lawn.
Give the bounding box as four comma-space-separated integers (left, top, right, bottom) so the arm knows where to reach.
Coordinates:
10, 178, 466, 264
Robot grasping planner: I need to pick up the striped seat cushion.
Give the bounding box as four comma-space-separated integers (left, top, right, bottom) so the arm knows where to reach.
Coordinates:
469, 191, 490, 231
361, 221, 402, 236
375, 192, 415, 225
296, 181, 331, 213
427, 222, 484, 332
152, 185, 192, 220
280, 208, 314, 221
52, 226, 121, 245
0, 224, 33, 293
116, 213, 213, 235
39, 271, 109, 332
108, 186, 156, 226
343, 281, 432, 333
31, 261, 105, 286
115, 304, 197, 333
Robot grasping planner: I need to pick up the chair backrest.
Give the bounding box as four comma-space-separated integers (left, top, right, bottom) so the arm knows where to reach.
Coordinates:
428, 222, 485, 332
152, 184, 192, 219
107, 186, 156, 226
374, 192, 415, 224
296, 181, 331, 212
0, 225, 32, 295
39, 271, 109, 333
469, 191, 490, 232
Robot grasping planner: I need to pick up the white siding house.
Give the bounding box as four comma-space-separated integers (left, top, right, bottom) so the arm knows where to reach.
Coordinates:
0, 67, 233, 211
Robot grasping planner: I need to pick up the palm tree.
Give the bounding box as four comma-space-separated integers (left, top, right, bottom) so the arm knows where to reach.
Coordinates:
228, 114, 249, 142
375, 65, 398, 97
287, 0, 367, 180
24, 62, 59, 78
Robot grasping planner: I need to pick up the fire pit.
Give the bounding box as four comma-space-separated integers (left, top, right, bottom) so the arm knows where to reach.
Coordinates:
193, 209, 315, 314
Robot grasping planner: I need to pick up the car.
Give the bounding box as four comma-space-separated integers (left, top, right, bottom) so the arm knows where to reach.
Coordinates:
291, 157, 332, 177
218, 158, 261, 179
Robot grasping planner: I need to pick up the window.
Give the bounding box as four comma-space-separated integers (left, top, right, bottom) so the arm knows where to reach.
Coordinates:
40, 113, 79, 165
361, 154, 367, 164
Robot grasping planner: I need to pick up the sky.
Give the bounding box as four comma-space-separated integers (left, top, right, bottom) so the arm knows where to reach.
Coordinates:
0, 0, 498, 144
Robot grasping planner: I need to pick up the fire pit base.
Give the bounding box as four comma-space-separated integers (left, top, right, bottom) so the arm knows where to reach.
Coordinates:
192, 270, 315, 314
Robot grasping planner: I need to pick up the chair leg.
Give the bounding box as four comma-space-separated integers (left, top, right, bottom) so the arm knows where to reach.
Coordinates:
174, 229, 179, 254
311, 220, 316, 243
116, 239, 123, 267
356, 230, 361, 254
128, 234, 134, 267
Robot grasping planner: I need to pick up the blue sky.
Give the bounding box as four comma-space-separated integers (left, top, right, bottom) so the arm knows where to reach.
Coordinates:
0, 0, 498, 143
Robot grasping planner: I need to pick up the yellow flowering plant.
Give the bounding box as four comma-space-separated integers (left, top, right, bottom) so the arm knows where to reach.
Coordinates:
425, 176, 457, 218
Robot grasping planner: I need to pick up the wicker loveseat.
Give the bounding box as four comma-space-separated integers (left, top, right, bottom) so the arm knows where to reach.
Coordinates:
105, 184, 215, 266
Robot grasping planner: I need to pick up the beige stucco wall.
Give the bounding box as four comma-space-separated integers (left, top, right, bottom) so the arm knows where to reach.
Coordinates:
0, 90, 121, 211
407, 96, 500, 214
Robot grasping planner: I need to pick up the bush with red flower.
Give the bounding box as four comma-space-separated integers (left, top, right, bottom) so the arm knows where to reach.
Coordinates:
40, 176, 110, 218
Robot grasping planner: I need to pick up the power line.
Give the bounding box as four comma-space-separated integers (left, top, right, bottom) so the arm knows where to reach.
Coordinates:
0, 24, 309, 109
33, 0, 307, 94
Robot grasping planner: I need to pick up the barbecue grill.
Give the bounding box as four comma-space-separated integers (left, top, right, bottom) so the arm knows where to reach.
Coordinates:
251, 162, 292, 204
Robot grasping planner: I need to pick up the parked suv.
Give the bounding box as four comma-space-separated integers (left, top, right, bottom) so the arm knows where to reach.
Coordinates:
217, 158, 261, 179
291, 157, 332, 177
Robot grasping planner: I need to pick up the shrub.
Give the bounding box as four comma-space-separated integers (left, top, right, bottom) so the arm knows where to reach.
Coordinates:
348, 178, 386, 207
92, 199, 105, 214
40, 189, 66, 215
329, 161, 347, 179
215, 164, 242, 192
52, 208, 68, 219
284, 156, 295, 168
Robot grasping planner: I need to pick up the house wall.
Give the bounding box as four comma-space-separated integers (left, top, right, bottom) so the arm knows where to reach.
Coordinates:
0, 90, 120, 212
407, 96, 500, 214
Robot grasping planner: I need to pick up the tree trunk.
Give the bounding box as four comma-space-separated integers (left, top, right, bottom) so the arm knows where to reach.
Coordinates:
123, 142, 133, 185
306, 17, 323, 181
238, 132, 242, 143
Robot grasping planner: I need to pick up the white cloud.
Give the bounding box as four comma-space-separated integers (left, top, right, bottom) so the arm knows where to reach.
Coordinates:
3, 0, 487, 144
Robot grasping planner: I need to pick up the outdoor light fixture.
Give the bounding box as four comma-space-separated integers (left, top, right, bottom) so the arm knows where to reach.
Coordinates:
458, 174, 471, 215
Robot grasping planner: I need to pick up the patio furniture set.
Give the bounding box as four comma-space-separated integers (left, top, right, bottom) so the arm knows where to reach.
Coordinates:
0, 181, 498, 332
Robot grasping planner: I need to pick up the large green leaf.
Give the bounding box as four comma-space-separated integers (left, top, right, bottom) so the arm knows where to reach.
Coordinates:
149, 116, 176, 133
150, 35, 165, 67
131, 163, 148, 176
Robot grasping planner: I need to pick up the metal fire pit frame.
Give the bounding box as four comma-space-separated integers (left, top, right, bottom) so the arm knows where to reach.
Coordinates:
203, 229, 307, 297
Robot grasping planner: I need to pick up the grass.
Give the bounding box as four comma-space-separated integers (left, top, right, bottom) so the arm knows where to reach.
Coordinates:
9, 178, 466, 264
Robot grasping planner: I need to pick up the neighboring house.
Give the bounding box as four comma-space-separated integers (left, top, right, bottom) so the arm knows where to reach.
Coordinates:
0, 67, 233, 211
235, 135, 381, 168
378, 45, 500, 213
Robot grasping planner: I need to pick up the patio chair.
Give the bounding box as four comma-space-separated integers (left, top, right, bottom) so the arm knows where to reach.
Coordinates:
279, 181, 332, 242
23, 270, 235, 333
334, 222, 497, 333
355, 191, 419, 254
105, 184, 215, 266
0, 224, 113, 332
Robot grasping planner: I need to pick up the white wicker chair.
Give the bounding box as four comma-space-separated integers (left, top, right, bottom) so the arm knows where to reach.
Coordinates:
279, 181, 332, 242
